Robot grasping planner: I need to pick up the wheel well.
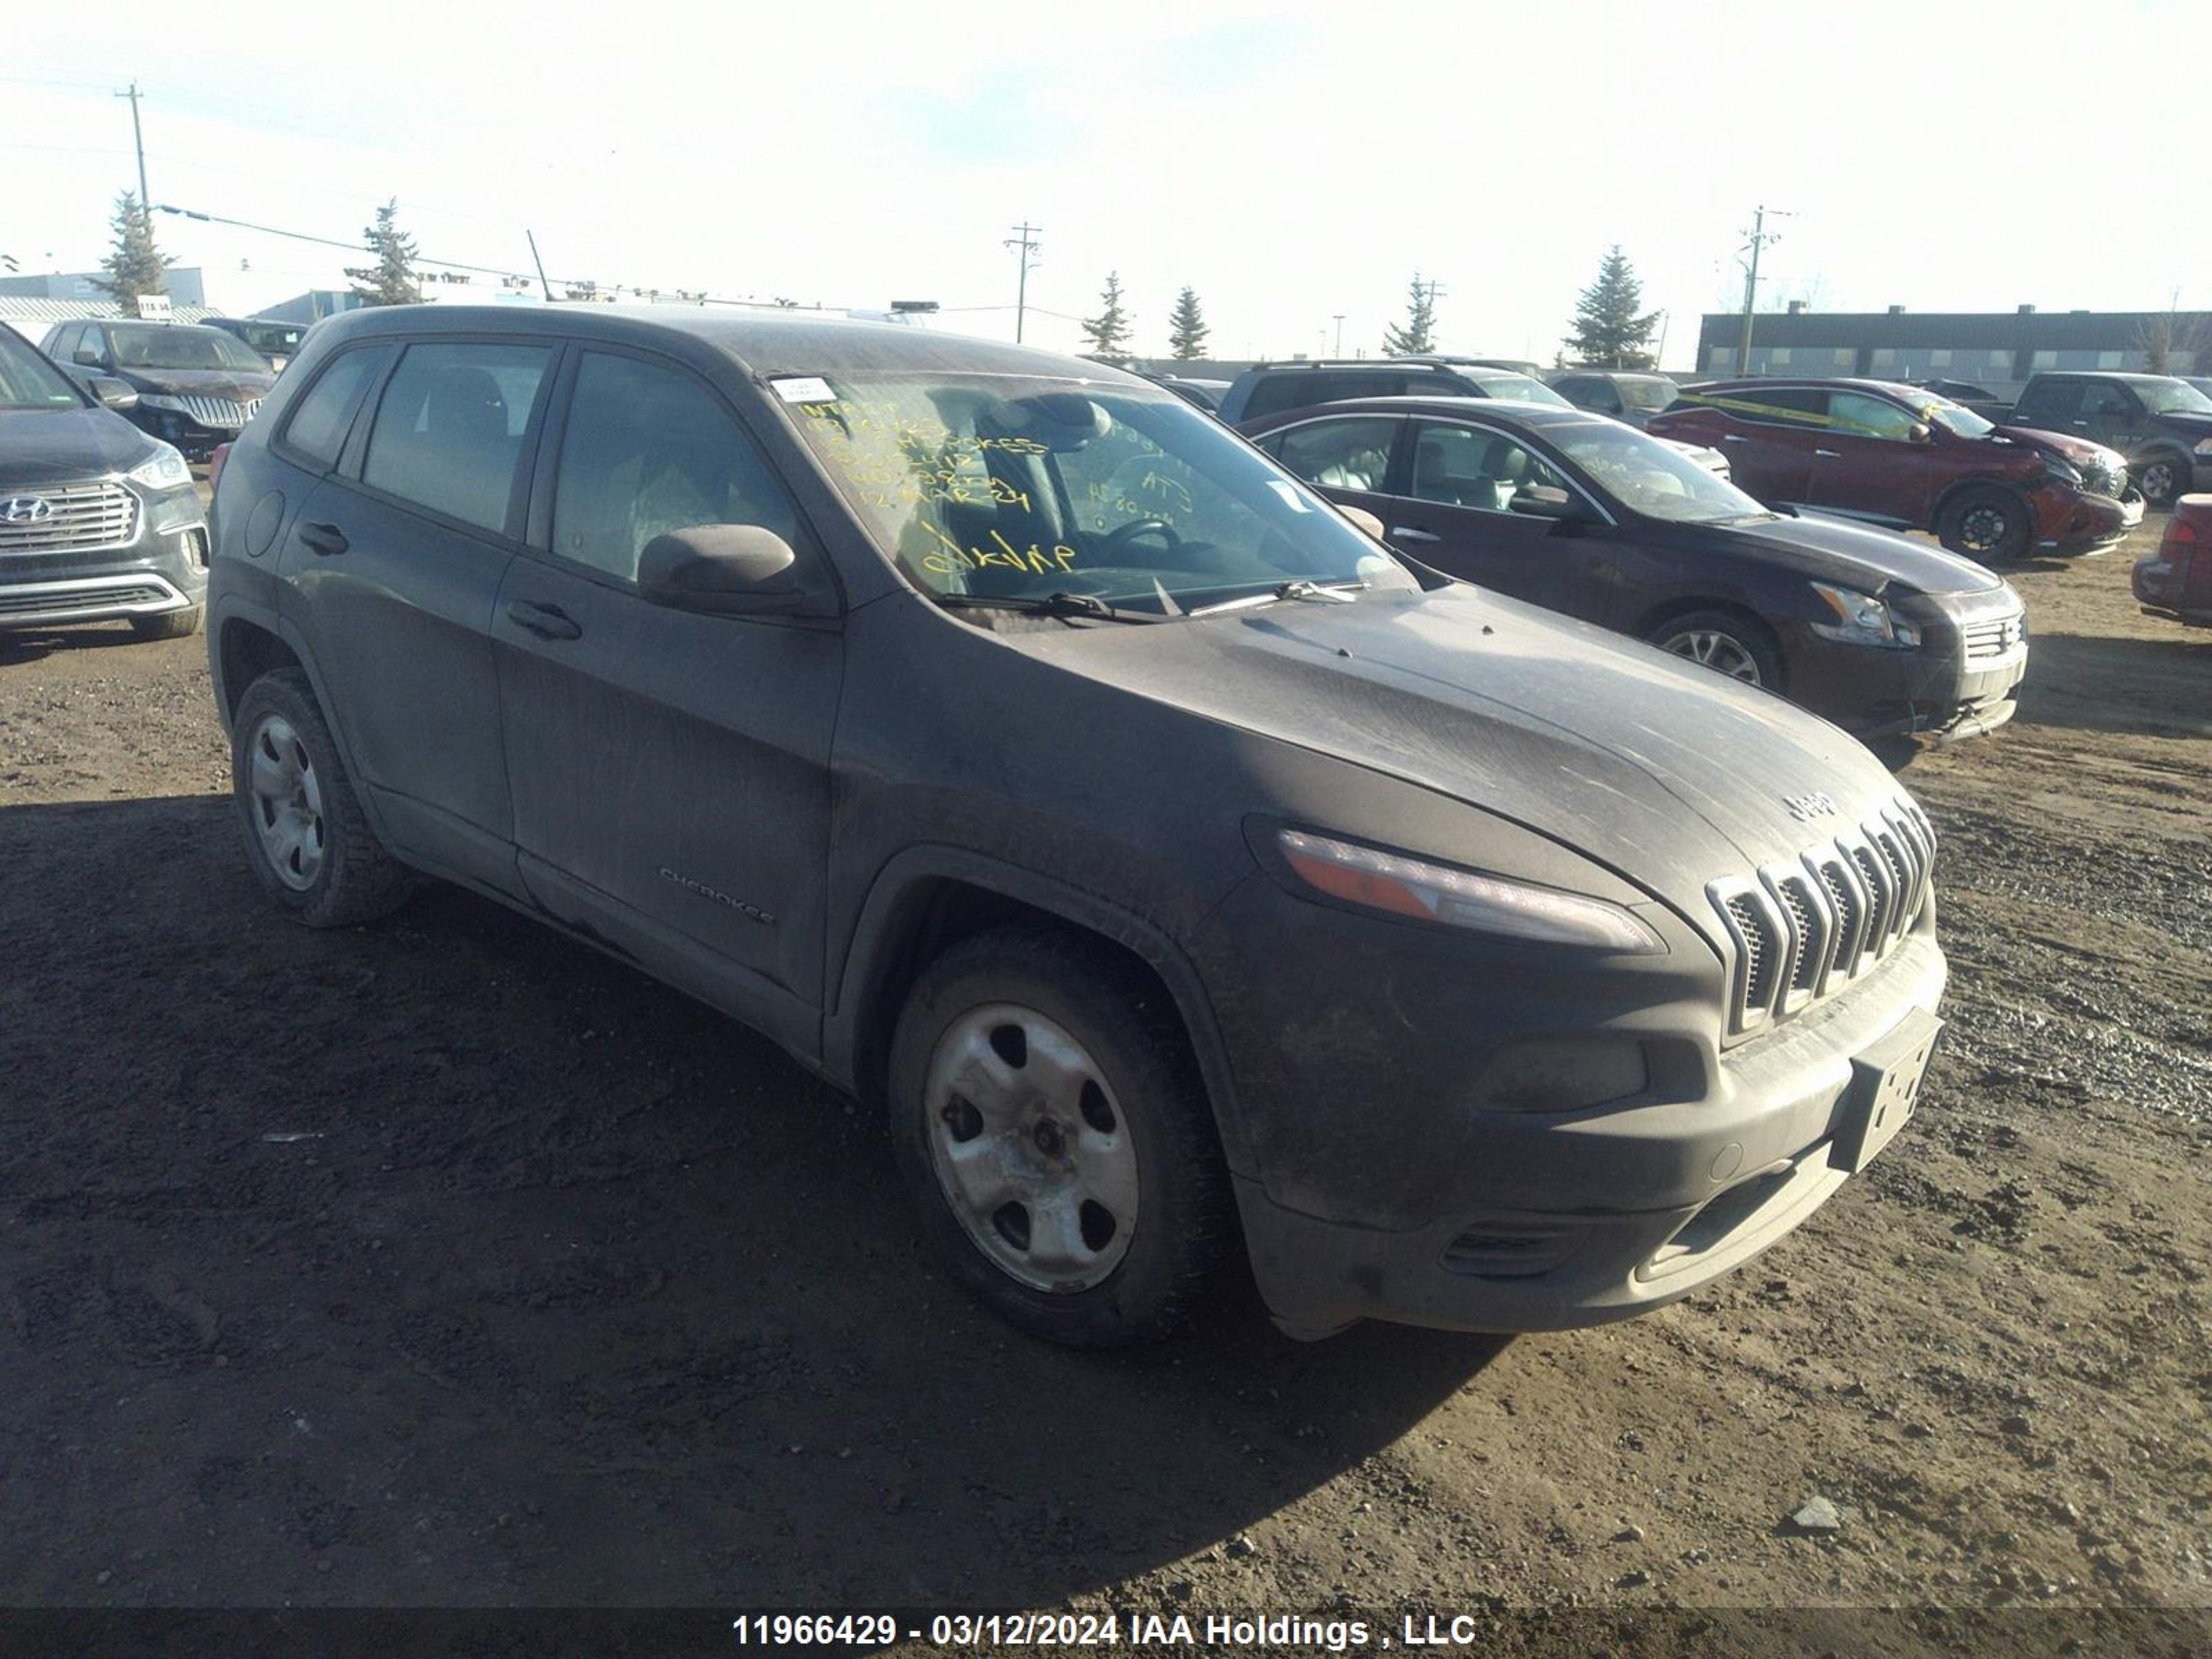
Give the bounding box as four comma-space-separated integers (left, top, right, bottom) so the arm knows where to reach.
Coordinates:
1634, 594, 1773, 643
218, 620, 303, 721
1931, 476, 2030, 532
852, 878, 1192, 1110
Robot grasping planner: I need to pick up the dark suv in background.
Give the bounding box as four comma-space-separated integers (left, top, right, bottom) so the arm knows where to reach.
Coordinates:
1649, 378, 2141, 561
202, 317, 310, 373
40, 319, 278, 459
206, 304, 1947, 1350
0, 326, 208, 639
2008, 372, 2212, 508
1216, 357, 1573, 424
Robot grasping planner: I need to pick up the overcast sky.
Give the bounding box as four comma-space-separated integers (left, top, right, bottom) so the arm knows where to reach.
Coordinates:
7, 0, 2201, 367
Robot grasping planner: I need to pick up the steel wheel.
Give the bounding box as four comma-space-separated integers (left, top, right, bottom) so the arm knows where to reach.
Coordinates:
247, 713, 327, 891
1658, 627, 1764, 684
921, 1002, 1139, 1294
1958, 503, 2011, 555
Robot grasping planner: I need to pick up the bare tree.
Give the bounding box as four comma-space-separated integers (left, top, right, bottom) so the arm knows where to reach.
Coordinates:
2136, 291, 2211, 374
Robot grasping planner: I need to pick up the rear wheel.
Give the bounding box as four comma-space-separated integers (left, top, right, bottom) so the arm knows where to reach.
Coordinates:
129, 606, 202, 641
2137, 453, 2190, 510
1936, 486, 2031, 562
231, 668, 413, 928
888, 925, 1232, 1347
1647, 608, 1783, 690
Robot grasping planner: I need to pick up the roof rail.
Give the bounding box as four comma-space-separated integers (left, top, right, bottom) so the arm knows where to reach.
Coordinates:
1241, 357, 1468, 373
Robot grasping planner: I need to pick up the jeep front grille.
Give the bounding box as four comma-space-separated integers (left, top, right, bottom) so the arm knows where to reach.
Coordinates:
1709, 799, 1935, 1037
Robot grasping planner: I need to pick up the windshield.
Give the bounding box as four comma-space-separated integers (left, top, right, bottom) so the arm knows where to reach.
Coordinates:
0, 330, 83, 410
784, 372, 1416, 615
1550, 422, 1775, 525
1471, 373, 1572, 408
1618, 376, 1678, 411
108, 324, 270, 373
2138, 377, 2212, 415
1897, 388, 1995, 439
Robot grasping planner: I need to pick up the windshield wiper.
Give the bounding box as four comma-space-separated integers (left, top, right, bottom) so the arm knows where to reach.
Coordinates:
1188, 579, 1363, 617
936, 591, 1170, 624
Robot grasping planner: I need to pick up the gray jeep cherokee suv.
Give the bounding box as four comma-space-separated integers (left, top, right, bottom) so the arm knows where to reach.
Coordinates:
206, 306, 1947, 1347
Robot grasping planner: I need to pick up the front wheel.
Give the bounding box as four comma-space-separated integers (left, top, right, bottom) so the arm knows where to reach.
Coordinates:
2136, 453, 2190, 510
1936, 486, 2031, 562
129, 606, 202, 641
1647, 608, 1783, 690
888, 926, 1232, 1347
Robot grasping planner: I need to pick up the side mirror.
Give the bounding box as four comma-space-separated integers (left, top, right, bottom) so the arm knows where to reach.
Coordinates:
1509, 485, 1583, 522
1336, 504, 1387, 541
638, 524, 807, 616
1909, 423, 1933, 444
91, 375, 139, 412
74, 345, 104, 368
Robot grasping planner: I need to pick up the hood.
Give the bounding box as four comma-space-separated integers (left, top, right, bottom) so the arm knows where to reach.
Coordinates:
1021, 584, 1902, 924
1993, 424, 2114, 466
1710, 509, 2002, 597
109, 366, 276, 400
2145, 409, 2212, 440
0, 404, 160, 487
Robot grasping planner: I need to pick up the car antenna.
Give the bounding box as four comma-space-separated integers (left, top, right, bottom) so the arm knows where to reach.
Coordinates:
527, 229, 555, 304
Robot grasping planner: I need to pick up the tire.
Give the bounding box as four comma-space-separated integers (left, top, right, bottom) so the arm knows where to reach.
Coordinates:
887, 924, 1232, 1347
129, 605, 202, 641
1646, 608, 1784, 691
1936, 486, 2031, 563
2136, 453, 2191, 510
230, 668, 413, 928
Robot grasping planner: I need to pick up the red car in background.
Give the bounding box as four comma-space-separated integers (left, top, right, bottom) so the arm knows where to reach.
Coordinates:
1649, 378, 2142, 563
2134, 496, 2212, 626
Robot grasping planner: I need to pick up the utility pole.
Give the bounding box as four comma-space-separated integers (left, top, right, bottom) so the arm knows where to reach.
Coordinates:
1735, 205, 1790, 375
1331, 314, 1344, 355
1003, 221, 1042, 344
115, 81, 150, 211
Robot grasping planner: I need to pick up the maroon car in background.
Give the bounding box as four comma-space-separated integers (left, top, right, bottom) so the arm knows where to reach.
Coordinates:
2134, 496, 2212, 627
1649, 378, 2142, 563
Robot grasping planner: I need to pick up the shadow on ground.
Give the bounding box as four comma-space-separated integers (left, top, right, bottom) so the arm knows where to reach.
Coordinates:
0, 796, 1501, 1607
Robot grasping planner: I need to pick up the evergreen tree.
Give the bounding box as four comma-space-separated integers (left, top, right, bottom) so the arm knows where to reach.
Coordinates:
1565, 245, 1660, 368
1080, 272, 1133, 360
1382, 273, 1438, 356
1167, 286, 1209, 360
346, 199, 423, 306
93, 193, 172, 314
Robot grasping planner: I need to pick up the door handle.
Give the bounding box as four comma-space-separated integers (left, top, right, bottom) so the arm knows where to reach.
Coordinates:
297, 521, 348, 557
1813, 449, 1841, 459
1721, 433, 1748, 444
1389, 527, 1441, 543
505, 600, 582, 641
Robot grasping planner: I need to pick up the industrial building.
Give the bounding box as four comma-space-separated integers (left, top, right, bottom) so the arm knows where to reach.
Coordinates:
1693, 304, 2210, 397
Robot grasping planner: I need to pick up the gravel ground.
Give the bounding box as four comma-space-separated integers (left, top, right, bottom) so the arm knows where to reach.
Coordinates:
0, 513, 2205, 1651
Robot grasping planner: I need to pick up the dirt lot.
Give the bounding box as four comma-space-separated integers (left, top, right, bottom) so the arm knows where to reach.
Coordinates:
1, 515, 2206, 1648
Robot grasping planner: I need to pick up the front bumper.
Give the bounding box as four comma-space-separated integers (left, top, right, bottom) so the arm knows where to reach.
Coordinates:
0, 480, 207, 630
1787, 598, 2027, 744
2034, 485, 2141, 554
1190, 867, 1947, 1338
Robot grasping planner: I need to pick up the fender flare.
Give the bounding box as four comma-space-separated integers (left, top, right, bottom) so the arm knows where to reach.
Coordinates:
823, 844, 1255, 1174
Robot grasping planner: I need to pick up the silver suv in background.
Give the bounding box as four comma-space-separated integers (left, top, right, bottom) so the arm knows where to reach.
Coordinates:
0, 326, 207, 639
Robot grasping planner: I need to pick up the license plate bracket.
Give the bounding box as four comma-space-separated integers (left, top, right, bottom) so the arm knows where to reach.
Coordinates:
1830, 1010, 1943, 1174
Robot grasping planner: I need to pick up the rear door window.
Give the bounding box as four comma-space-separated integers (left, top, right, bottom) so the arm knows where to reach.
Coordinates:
2014, 379, 2081, 424
1269, 416, 1403, 494
279, 346, 393, 469
549, 350, 808, 583
361, 341, 554, 534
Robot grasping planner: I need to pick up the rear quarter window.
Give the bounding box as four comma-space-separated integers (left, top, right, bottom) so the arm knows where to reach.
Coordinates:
279, 346, 393, 469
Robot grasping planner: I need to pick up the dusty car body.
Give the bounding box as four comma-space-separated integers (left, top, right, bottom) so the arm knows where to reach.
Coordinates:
205, 306, 1947, 1345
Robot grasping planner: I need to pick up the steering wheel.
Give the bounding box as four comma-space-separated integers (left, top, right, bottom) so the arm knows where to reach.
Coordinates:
1101, 518, 1182, 557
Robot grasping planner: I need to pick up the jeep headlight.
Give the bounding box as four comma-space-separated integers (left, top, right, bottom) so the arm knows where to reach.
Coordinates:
1275, 829, 1665, 953
126, 442, 192, 491
1810, 581, 1921, 648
